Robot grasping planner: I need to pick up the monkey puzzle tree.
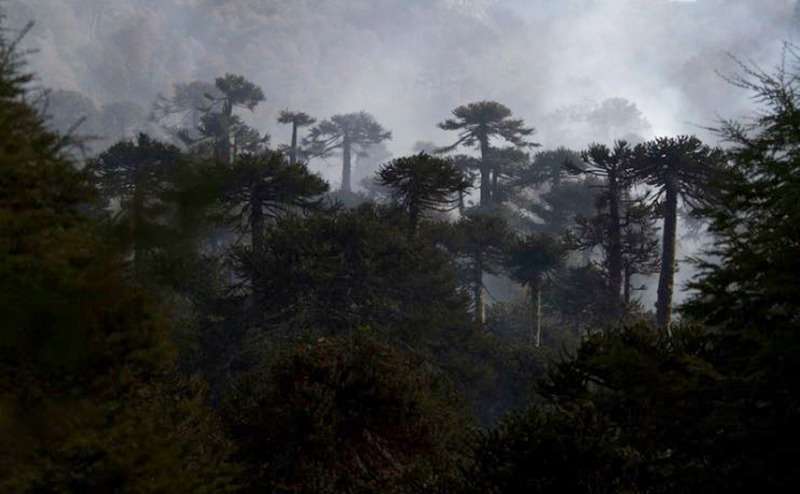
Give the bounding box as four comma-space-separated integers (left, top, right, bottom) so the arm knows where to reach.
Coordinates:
447, 154, 480, 215
572, 197, 660, 317
507, 233, 566, 347
438, 101, 536, 207
632, 136, 724, 328
277, 110, 316, 165
448, 213, 513, 324
377, 152, 472, 236
202, 74, 265, 164
485, 145, 530, 204
620, 202, 660, 309
518, 147, 583, 189
304, 111, 392, 193
568, 141, 634, 316
220, 151, 328, 252
88, 133, 184, 278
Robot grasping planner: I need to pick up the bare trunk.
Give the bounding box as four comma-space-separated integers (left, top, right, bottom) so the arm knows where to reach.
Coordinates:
217, 101, 233, 164
290, 121, 298, 166
656, 180, 678, 329
342, 136, 352, 193
607, 172, 624, 316
491, 167, 499, 203
479, 132, 491, 208
532, 283, 542, 348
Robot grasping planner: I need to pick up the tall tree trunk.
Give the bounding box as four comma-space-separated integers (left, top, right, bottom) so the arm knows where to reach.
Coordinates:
479, 132, 491, 208
531, 282, 542, 347
607, 172, 624, 316
491, 168, 499, 204
342, 135, 352, 193
217, 101, 233, 164
458, 190, 465, 217
474, 254, 485, 324
656, 178, 678, 329
290, 121, 298, 166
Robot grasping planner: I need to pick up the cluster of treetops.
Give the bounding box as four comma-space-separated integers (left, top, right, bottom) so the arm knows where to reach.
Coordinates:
2, 18, 800, 493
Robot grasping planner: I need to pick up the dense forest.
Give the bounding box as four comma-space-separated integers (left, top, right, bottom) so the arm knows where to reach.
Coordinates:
3, 1, 800, 492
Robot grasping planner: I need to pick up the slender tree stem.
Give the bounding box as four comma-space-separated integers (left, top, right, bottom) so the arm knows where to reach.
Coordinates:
342, 135, 352, 193
290, 121, 298, 166
657, 180, 678, 329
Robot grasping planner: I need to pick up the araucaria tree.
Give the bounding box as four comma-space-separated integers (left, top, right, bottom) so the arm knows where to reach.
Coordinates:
449, 213, 512, 324
202, 74, 265, 164
277, 110, 316, 165
377, 152, 472, 236
89, 133, 183, 278
633, 136, 724, 328
304, 112, 392, 193
220, 151, 328, 252
569, 141, 634, 317
507, 233, 566, 347
438, 101, 536, 207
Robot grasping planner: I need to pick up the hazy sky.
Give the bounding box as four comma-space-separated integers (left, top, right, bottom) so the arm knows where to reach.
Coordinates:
6, 0, 795, 159
4, 0, 795, 307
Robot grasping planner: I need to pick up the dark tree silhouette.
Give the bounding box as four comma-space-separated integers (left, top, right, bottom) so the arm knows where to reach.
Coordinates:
485, 145, 529, 203
377, 152, 472, 236
448, 213, 512, 324
304, 112, 391, 193
1, 26, 234, 491
569, 141, 634, 316
202, 74, 265, 164
522, 176, 600, 236
632, 135, 724, 328
519, 147, 583, 189
620, 202, 660, 308
507, 233, 566, 347
277, 110, 316, 165
220, 151, 328, 252
447, 154, 480, 215
438, 101, 536, 207
88, 133, 183, 277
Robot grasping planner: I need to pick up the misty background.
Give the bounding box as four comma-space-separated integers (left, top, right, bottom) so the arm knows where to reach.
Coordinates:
5, 0, 798, 307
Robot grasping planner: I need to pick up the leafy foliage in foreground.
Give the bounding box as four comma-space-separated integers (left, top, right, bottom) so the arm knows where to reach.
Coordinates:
223, 332, 469, 494
0, 24, 236, 493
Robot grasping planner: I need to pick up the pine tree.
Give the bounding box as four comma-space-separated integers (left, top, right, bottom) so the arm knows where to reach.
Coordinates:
304, 112, 391, 193
438, 101, 536, 207
201, 74, 265, 164
507, 233, 566, 347
447, 213, 513, 324
277, 110, 316, 165
377, 152, 472, 236
632, 136, 724, 328
220, 151, 329, 252
569, 141, 634, 316
88, 133, 184, 278
0, 22, 236, 492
